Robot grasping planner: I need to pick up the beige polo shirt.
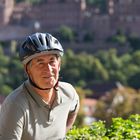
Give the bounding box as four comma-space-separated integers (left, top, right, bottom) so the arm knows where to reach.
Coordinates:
0, 80, 79, 140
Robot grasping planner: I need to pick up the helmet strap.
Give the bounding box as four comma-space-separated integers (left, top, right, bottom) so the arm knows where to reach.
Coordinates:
28, 78, 53, 90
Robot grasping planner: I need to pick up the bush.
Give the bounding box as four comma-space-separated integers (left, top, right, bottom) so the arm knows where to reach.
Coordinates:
66, 114, 140, 139
58, 25, 75, 42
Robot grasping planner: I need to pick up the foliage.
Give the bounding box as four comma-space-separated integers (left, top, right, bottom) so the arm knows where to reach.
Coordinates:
66, 114, 140, 139
7, 55, 25, 89
83, 32, 94, 42
107, 30, 127, 45
128, 35, 140, 52
0, 45, 26, 96
128, 72, 140, 89
1, 44, 140, 96
0, 47, 11, 95
107, 30, 140, 52
57, 25, 75, 42
93, 86, 140, 125
61, 49, 109, 87
15, 0, 43, 4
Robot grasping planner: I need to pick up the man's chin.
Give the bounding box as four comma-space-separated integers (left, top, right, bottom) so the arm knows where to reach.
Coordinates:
41, 79, 57, 88
43, 83, 56, 89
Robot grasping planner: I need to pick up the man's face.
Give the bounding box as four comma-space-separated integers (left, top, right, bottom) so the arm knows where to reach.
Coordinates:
26, 54, 61, 89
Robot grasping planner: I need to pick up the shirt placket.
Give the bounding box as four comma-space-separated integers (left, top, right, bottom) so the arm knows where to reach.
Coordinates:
45, 105, 54, 125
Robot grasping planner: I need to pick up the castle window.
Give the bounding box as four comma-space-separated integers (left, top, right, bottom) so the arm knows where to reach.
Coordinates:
126, 16, 135, 22
119, 0, 125, 4
59, 0, 66, 3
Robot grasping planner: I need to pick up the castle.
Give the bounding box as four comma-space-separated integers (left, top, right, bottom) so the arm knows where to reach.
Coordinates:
0, 0, 140, 51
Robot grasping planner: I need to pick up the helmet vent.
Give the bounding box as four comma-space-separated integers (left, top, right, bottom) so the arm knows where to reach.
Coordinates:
45, 36, 49, 47
55, 39, 59, 44
32, 40, 38, 48
39, 37, 43, 45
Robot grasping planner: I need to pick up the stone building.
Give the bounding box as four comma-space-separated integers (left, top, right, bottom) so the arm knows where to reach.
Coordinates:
11, 0, 87, 33
108, 0, 140, 36
1, 0, 140, 45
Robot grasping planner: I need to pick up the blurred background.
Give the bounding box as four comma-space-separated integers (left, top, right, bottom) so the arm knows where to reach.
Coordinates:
1, 0, 140, 127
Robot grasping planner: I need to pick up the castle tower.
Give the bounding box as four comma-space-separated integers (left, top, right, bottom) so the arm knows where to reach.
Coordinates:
108, 0, 114, 15
26, 0, 87, 32
0, 0, 14, 26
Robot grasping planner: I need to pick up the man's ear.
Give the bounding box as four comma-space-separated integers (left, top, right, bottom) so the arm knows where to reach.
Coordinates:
24, 65, 27, 72
23, 65, 28, 78
58, 59, 61, 71
24, 64, 29, 75
59, 66, 61, 71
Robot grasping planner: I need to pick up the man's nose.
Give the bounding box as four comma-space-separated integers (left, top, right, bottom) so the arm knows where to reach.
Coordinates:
45, 63, 53, 71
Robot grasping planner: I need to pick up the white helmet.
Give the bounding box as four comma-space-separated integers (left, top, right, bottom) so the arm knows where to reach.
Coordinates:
19, 32, 64, 65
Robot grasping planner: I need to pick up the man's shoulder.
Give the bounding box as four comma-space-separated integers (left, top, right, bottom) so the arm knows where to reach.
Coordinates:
58, 81, 78, 100
2, 83, 27, 107
59, 81, 73, 88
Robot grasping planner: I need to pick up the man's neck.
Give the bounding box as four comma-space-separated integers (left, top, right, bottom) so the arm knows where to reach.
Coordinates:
33, 87, 56, 104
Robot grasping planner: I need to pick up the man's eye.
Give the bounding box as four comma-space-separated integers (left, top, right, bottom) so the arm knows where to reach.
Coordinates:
50, 60, 56, 65
37, 62, 44, 65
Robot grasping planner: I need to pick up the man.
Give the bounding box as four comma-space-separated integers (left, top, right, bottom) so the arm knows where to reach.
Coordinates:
0, 32, 80, 140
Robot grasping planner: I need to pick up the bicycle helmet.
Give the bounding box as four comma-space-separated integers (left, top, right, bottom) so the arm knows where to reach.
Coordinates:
19, 32, 64, 65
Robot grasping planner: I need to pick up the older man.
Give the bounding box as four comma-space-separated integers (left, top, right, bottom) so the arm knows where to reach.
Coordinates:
0, 32, 79, 140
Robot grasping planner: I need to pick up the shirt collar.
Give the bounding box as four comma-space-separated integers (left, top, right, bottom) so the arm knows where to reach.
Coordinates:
24, 80, 62, 108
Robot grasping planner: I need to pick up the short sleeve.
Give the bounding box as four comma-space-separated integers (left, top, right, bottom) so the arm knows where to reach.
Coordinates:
69, 88, 80, 113
0, 100, 24, 140
58, 82, 80, 114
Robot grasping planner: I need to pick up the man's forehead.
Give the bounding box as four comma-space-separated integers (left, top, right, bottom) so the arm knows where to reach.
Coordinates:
34, 54, 57, 61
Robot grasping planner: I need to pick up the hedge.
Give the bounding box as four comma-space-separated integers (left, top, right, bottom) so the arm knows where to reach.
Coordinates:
66, 114, 140, 140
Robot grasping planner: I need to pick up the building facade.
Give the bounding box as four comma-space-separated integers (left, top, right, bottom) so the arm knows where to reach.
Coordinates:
1, 0, 140, 42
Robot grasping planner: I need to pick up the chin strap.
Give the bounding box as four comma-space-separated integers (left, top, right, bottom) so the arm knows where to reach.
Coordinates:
28, 78, 50, 90
28, 77, 59, 91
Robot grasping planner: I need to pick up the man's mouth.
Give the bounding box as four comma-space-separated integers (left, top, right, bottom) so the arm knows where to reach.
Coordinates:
42, 75, 54, 78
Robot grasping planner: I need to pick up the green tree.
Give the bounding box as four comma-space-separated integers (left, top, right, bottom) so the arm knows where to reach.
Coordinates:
96, 49, 126, 83
128, 35, 140, 52
107, 29, 127, 45
128, 72, 140, 89
61, 49, 109, 86
58, 25, 75, 42
0, 47, 11, 95
131, 51, 140, 65
7, 55, 25, 89
91, 58, 109, 83
83, 32, 94, 42
15, 0, 43, 4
